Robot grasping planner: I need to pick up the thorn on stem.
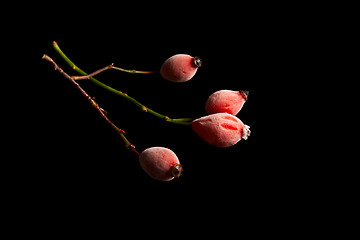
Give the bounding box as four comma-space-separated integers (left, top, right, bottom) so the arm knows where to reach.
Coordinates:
141, 106, 148, 112
100, 107, 108, 115
125, 143, 140, 155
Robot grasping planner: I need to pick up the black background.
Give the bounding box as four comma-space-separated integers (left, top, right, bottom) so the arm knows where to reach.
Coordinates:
35, 29, 278, 186
35, 34, 296, 201
9, 5, 327, 232
4, 2, 354, 236
37, 37, 264, 185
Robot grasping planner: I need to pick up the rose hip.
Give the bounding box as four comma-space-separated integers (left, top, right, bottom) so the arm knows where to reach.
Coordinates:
191, 113, 250, 148
205, 90, 249, 115
160, 54, 202, 82
139, 147, 182, 181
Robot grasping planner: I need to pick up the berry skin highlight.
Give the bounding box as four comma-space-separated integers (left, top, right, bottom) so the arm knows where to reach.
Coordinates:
205, 90, 248, 115
139, 147, 182, 181
191, 113, 250, 148
160, 54, 201, 82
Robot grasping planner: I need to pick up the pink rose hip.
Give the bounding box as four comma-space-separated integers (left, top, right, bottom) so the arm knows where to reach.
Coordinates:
139, 147, 183, 181
160, 54, 202, 82
205, 90, 249, 115
191, 113, 250, 148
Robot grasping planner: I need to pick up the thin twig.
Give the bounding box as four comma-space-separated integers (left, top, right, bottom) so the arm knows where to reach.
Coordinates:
73, 63, 114, 80
111, 66, 158, 74
42, 54, 140, 156
72, 64, 158, 80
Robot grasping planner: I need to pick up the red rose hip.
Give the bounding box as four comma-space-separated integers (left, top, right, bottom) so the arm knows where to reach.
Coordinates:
205, 90, 249, 115
191, 113, 250, 148
139, 147, 183, 181
160, 54, 202, 82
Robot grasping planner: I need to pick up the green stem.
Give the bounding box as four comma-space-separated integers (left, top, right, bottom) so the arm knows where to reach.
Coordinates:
112, 66, 158, 74
52, 41, 193, 126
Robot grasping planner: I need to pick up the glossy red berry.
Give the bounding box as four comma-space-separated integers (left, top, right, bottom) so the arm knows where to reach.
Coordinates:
139, 147, 182, 181
205, 90, 248, 115
191, 113, 250, 148
160, 54, 201, 82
